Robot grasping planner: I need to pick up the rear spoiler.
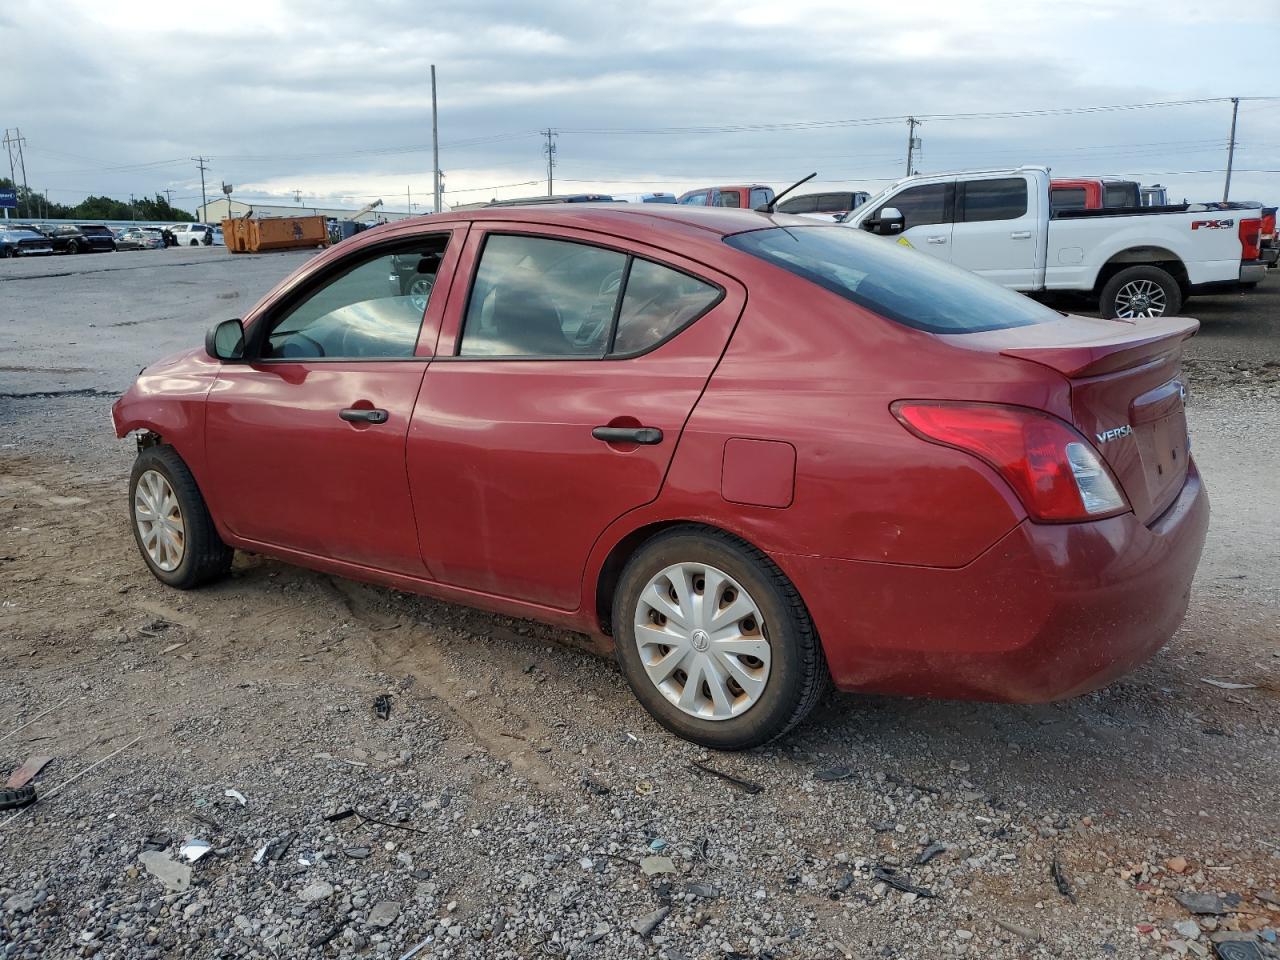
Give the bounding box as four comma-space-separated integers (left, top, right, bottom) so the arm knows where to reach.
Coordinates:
998, 316, 1199, 378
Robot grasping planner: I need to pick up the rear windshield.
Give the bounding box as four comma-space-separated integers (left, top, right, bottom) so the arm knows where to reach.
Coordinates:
724, 225, 1056, 334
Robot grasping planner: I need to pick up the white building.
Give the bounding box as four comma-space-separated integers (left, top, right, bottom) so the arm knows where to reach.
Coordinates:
196, 198, 430, 224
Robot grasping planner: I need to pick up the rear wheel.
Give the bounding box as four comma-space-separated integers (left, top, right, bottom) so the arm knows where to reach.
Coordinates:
129, 446, 232, 589
189, 239, 199, 247
2, 246, 15, 258
68, 240, 81, 255
612, 527, 828, 750
1100, 265, 1182, 319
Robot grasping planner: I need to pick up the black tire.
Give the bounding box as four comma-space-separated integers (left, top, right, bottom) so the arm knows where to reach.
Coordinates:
129, 446, 232, 589
2, 246, 15, 258
68, 240, 81, 255
0, 785, 36, 811
189, 239, 199, 247
612, 526, 829, 750
1099, 265, 1182, 319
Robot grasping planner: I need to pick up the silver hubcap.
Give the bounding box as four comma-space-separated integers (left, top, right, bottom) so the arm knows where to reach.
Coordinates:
1114, 279, 1167, 318
634, 562, 771, 721
134, 470, 185, 572
408, 276, 434, 313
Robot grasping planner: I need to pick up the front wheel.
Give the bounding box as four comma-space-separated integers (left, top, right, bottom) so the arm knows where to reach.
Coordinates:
1099, 265, 1182, 319
612, 527, 828, 750
68, 240, 81, 255
129, 446, 232, 589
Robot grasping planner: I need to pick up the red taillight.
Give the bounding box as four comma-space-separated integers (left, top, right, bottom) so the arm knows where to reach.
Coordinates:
1262, 213, 1276, 241
1238, 219, 1262, 261
893, 401, 1129, 522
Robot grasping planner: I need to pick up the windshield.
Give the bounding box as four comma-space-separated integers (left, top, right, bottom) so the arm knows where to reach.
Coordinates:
724, 225, 1057, 334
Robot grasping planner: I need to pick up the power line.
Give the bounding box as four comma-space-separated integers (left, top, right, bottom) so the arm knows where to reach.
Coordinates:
191, 157, 210, 219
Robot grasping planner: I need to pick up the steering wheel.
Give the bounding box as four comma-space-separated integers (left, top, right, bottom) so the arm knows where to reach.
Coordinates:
275, 331, 326, 358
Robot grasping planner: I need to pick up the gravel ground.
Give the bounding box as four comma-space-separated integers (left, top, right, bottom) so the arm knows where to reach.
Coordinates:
0, 250, 1277, 959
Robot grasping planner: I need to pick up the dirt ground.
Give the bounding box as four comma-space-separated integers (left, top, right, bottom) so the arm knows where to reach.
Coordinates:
0, 248, 1277, 959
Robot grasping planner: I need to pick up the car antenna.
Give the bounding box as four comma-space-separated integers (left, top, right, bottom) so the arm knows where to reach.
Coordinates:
758, 173, 817, 214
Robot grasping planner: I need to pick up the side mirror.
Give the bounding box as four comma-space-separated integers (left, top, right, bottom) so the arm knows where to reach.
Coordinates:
875, 207, 905, 235
206, 318, 245, 361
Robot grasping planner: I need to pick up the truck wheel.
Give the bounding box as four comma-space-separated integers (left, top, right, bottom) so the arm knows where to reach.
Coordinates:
1100, 266, 1182, 319
129, 446, 232, 589
612, 526, 829, 750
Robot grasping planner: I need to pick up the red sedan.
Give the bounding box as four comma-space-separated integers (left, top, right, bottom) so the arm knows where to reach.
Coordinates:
113, 206, 1208, 749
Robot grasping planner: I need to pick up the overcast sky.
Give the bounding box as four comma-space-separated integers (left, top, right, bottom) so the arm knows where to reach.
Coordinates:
2, 0, 1277, 214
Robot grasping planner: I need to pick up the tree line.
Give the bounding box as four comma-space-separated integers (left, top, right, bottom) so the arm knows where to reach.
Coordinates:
1, 178, 194, 222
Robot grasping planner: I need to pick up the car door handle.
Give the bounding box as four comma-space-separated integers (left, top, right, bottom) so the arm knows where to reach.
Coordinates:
1010, 231, 1032, 240
926, 236, 948, 244
592, 426, 663, 445
339, 408, 389, 424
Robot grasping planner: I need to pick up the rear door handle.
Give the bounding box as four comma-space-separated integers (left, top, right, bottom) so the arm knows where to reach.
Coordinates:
339, 407, 389, 424
926, 236, 948, 244
592, 426, 663, 445
1010, 231, 1032, 239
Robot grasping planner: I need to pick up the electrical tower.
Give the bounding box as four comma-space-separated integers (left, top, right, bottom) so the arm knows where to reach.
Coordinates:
905, 118, 922, 176
543, 129, 557, 197
294, 189, 303, 205
192, 157, 210, 220
3, 129, 31, 218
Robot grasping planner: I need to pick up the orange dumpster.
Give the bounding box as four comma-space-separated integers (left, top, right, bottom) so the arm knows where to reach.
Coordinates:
221, 215, 329, 253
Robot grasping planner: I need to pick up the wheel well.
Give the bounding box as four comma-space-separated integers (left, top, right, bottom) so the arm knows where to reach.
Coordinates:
595, 520, 745, 635
1094, 247, 1189, 294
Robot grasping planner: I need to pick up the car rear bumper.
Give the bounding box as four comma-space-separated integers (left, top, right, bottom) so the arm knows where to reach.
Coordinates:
1260, 246, 1279, 269
782, 462, 1208, 702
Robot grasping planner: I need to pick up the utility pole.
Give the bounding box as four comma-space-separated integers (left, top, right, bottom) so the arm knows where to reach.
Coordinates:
1223, 97, 1239, 202
2, 131, 16, 217
543, 128, 557, 197
293, 189, 303, 205
163, 188, 175, 208
905, 117, 921, 177
129, 192, 136, 220
8, 129, 30, 219
192, 156, 210, 221
431, 64, 441, 214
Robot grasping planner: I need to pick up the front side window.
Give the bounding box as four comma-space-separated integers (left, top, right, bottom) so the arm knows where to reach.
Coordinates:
749, 188, 772, 209
778, 195, 816, 214
679, 191, 709, 206
959, 178, 1028, 223
725, 226, 1056, 334
872, 183, 950, 229
262, 235, 449, 360
459, 234, 722, 359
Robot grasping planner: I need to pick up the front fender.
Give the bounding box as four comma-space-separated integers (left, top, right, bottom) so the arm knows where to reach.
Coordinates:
112, 346, 220, 477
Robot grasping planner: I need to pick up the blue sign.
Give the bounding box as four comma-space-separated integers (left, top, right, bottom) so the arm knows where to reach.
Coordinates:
0, 188, 16, 209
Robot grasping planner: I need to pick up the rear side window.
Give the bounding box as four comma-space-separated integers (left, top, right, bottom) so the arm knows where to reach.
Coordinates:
1103, 183, 1138, 207
459, 234, 722, 358
872, 183, 950, 229
679, 191, 709, 206
960, 178, 1028, 222
749, 188, 772, 209
713, 191, 741, 208
778, 195, 816, 214
611, 259, 721, 355
724, 226, 1055, 334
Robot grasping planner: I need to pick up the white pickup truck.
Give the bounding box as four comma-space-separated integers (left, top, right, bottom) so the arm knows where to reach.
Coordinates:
842, 166, 1266, 318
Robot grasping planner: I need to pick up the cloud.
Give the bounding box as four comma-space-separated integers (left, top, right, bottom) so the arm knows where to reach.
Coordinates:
3, 0, 1276, 211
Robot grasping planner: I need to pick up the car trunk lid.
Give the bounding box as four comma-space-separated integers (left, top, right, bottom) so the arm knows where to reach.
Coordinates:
948, 314, 1197, 525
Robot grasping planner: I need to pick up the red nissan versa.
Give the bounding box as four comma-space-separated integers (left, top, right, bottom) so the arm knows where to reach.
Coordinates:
112, 206, 1209, 749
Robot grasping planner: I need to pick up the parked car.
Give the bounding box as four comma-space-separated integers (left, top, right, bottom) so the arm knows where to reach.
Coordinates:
677, 185, 775, 210
1050, 178, 1142, 211
484, 194, 615, 207
0, 224, 54, 257
843, 166, 1266, 317
610, 193, 678, 204
37, 223, 114, 254
1259, 206, 1277, 268
113, 205, 1208, 748
116, 227, 164, 250
1141, 184, 1170, 207
171, 223, 222, 246
146, 225, 180, 247
776, 191, 871, 221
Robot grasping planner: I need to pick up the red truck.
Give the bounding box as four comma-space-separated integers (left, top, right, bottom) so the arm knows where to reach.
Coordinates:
677, 184, 775, 210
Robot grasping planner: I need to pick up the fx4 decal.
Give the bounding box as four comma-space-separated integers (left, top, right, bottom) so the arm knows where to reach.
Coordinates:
1191, 219, 1235, 230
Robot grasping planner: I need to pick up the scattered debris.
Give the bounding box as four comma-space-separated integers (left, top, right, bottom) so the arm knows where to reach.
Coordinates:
6, 755, 53, 789
639, 855, 675, 876
1050, 856, 1076, 903
396, 935, 433, 960
178, 838, 213, 863
635, 780, 654, 796
344, 846, 372, 859
1214, 943, 1264, 960
870, 821, 896, 833
995, 918, 1042, 942
367, 901, 401, 927
0, 695, 73, 745
916, 842, 947, 865
1176, 892, 1230, 915
1200, 678, 1257, 690
814, 766, 854, 782
224, 788, 247, 806
687, 761, 763, 795
137, 850, 191, 892
1167, 856, 1190, 874
374, 694, 392, 720
686, 882, 720, 899
648, 837, 667, 852
872, 865, 934, 899
189, 810, 223, 833
325, 808, 357, 823
1174, 919, 1202, 939
299, 879, 335, 902
160, 642, 186, 655
829, 873, 855, 899
1, 735, 143, 829
0, 785, 37, 812
581, 776, 611, 796
309, 920, 347, 949
1257, 890, 1280, 907
631, 905, 670, 937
